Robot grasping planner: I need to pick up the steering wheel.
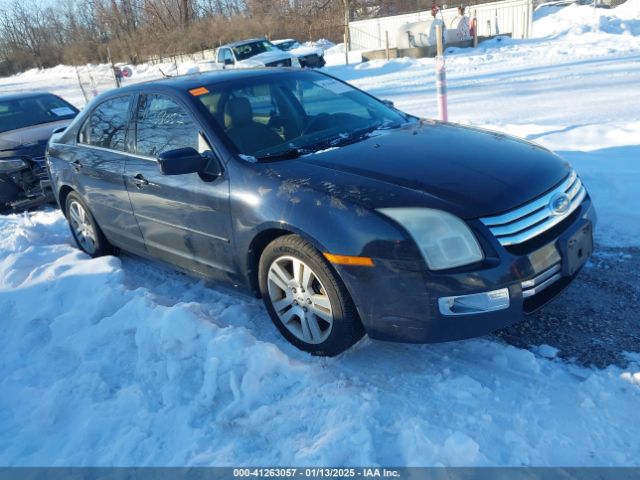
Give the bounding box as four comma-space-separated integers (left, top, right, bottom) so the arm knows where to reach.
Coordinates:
302, 113, 330, 135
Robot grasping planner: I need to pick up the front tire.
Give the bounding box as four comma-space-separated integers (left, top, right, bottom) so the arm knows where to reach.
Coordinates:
65, 192, 113, 257
259, 235, 364, 356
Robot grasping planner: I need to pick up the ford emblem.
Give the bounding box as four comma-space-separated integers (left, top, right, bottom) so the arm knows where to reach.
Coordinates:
549, 192, 571, 216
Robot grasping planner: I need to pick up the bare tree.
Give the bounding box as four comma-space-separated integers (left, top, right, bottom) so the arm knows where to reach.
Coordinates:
1, 0, 435, 76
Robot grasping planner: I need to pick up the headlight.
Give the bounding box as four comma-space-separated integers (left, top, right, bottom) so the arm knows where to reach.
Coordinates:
378, 208, 484, 270
0, 158, 28, 173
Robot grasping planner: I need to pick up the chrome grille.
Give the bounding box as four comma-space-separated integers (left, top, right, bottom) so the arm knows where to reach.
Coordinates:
521, 262, 562, 298
480, 170, 586, 247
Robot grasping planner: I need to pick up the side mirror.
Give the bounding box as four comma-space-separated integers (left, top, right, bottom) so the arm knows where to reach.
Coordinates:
382, 99, 395, 109
157, 147, 207, 175
224, 58, 234, 66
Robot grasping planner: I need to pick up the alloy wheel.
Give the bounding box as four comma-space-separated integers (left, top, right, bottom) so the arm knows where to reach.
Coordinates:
68, 200, 97, 255
267, 255, 334, 344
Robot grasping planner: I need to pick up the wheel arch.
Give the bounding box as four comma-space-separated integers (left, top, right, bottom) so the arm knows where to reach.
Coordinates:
246, 224, 330, 298
57, 184, 75, 215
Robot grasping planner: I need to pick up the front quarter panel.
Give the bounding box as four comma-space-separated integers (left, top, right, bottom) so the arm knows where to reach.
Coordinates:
227, 158, 429, 334
228, 158, 420, 263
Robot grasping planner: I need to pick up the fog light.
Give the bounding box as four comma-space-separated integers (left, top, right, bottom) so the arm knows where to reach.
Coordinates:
438, 288, 510, 316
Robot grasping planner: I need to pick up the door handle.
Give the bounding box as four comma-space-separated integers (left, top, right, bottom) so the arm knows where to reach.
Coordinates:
132, 173, 149, 188
71, 160, 83, 172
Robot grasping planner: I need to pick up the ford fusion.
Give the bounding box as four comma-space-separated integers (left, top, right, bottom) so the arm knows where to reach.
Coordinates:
46, 69, 595, 356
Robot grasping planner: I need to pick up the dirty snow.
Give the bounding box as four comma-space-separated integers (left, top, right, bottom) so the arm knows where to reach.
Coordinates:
1, 0, 640, 467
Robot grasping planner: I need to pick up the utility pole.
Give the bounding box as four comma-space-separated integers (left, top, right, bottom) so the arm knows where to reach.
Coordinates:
343, 0, 350, 65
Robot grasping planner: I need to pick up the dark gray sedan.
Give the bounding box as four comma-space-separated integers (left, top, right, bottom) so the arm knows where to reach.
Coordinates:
46, 69, 595, 356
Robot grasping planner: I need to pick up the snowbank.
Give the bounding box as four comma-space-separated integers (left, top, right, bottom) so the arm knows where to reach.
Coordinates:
1, 210, 639, 466
534, 0, 640, 37
323, 43, 364, 66
305, 39, 336, 51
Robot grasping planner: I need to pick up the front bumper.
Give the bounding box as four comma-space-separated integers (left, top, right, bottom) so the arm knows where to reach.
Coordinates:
298, 54, 326, 68
336, 197, 597, 344
0, 157, 54, 213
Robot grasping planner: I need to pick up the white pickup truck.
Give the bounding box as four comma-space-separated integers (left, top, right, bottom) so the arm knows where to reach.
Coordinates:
272, 39, 326, 68
206, 38, 301, 70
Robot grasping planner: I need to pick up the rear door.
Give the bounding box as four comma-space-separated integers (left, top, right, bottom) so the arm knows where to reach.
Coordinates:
124, 92, 235, 280
72, 94, 146, 253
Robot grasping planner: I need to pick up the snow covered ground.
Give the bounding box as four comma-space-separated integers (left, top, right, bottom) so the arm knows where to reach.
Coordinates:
2, 210, 640, 466
1, 0, 640, 467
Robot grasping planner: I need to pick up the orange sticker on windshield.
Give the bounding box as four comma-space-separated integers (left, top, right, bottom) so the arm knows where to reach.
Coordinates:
189, 87, 209, 96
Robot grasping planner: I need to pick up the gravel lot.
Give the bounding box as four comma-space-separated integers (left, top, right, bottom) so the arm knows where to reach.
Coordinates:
496, 245, 640, 368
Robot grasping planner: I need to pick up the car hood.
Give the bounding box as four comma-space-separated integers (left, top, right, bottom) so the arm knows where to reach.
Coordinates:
298, 121, 571, 219
290, 45, 323, 57
238, 51, 293, 66
0, 120, 72, 155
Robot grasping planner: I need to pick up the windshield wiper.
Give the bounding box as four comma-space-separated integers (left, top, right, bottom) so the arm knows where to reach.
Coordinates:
254, 122, 406, 161
321, 124, 386, 148
256, 126, 384, 160
254, 147, 307, 161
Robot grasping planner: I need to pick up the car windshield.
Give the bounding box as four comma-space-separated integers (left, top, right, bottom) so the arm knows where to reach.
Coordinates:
276, 41, 298, 51
0, 94, 78, 134
194, 71, 415, 160
232, 41, 277, 61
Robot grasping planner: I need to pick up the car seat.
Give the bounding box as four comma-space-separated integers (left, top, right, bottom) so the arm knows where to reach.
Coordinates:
224, 97, 284, 155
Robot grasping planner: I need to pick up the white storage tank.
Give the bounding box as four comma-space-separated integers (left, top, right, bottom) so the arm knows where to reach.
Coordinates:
447, 15, 472, 43
396, 19, 446, 49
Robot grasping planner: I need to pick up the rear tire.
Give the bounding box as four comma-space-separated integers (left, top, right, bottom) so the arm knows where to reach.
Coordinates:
65, 192, 113, 257
259, 234, 364, 356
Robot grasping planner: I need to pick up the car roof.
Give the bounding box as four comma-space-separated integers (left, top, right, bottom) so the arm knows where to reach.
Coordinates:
272, 39, 296, 44
0, 91, 58, 102
106, 68, 320, 98
219, 38, 269, 48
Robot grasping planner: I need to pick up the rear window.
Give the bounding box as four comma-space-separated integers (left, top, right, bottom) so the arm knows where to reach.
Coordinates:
0, 94, 78, 133
276, 41, 297, 51
79, 95, 133, 151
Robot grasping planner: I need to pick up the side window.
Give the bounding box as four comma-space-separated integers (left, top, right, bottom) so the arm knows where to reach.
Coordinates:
79, 96, 132, 151
135, 94, 201, 157
218, 48, 233, 64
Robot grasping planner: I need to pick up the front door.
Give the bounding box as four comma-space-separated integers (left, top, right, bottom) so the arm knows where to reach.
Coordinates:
124, 93, 234, 280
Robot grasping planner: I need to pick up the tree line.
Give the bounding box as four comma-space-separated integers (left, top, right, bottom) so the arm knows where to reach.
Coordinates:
0, 0, 451, 76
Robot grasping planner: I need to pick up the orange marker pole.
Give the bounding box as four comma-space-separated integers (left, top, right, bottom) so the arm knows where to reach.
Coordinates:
435, 24, 449, 122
